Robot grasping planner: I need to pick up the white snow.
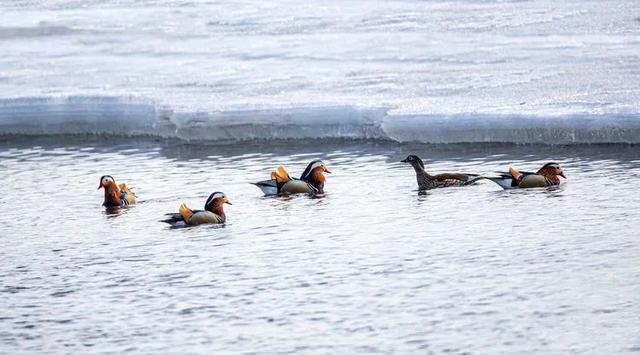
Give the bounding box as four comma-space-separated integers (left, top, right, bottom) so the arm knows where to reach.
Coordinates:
0, 0, 639, 143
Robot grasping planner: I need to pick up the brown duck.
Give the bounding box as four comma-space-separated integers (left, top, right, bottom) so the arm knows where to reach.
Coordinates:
401, 155, 480, 190
98, 175, 136, 207
252, 160, 331, 196
484, 162, 566, 189
162, 192, 232, 226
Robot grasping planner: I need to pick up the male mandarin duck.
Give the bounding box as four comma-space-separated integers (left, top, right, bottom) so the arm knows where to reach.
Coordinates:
98, 175, 136, 207
400, 155, 480, 190
252, 160, 331, 196
162, 192, 231, 226
484, 162, 566, 189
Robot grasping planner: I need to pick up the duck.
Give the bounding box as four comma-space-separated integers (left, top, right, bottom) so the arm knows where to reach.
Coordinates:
252, 160, 331, 196
98, 175, 136, 207
400, 155, 480, 190
162, 192, 231, 226
483, 162, 566, 189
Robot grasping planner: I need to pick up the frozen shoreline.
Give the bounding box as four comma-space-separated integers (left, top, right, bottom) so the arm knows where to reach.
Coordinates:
2, 96, 639, 144
2, 1, 639, 144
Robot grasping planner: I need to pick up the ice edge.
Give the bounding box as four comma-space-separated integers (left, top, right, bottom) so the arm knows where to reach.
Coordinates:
1, 96, 639, 144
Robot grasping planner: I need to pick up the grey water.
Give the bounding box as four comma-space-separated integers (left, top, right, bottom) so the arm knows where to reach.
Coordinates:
1, 136, 639, 354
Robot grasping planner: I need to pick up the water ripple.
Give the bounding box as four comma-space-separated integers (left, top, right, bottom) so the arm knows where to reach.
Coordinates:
0, 139, 639, 353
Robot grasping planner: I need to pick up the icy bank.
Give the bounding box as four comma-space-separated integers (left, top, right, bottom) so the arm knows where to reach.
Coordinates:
1, 96, 639, 144
383, 113, 640, 144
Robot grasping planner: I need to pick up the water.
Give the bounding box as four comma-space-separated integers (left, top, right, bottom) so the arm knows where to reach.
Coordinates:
1, 137, 639, 353
1, 1, 639, 142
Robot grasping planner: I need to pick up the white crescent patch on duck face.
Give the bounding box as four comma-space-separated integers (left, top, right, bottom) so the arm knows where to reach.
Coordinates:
205, 192, 226, 207
101, 176, 115, 185
302, 161, 325, 179
211, 192, 226, 200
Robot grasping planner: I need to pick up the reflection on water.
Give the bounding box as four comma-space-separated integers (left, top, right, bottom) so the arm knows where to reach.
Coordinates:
1, 136, 639, 353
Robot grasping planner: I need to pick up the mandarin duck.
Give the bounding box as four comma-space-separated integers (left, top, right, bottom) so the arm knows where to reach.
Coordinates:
401, 155, 480, 190
162, 192, 231, 226
484, 162, 566, 189
98, 175, 136, 207
252, 160, 331, 196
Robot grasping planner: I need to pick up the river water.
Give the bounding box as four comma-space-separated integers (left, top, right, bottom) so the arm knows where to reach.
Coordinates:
1, 137, 639, 353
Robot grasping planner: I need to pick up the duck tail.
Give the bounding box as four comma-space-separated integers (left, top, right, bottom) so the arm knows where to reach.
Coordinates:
464, 176, 486, 185
483, 176, 515, 189
160, 213, 183, 224
251, 180, 278, 196
178, 203, 193, 223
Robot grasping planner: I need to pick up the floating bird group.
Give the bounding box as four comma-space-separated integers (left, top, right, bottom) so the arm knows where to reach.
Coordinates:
400, 156, 566, 190
99, 156, 566, 227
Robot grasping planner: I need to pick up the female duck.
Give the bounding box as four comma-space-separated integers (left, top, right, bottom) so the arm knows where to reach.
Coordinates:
98, 175, 136, 207
252, 160, 331, 196
484, 162, 566, 189
162, 192, 232, 226
401, 155, 480, 190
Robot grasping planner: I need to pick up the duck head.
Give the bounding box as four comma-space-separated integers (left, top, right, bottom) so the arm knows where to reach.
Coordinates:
98, 175, 121, 206
98, 175, 117, 190
536, 162, 566, 179
536, 162, 566, 186
300, 160, 331, 183
401, 155, 425, 172
204, 192, 232, 217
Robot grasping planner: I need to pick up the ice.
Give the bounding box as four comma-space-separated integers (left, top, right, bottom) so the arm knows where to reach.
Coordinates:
0, 0, 638, 143
2, 97, 639, 143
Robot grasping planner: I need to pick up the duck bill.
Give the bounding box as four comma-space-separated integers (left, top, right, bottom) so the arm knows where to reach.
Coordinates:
324, 168, 331, 174
400, 158, 408, 163
97, 182, 103, 190
225, 200, 233, 205
559, 172, 567, 179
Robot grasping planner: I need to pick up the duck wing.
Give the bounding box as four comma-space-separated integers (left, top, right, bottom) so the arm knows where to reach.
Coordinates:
432, 173, 478, 186
518, 174, 554, 188
161, 208, 211, 225
280, 179, 319, 195
118, 183, 136, 205
187, 211, 224, 225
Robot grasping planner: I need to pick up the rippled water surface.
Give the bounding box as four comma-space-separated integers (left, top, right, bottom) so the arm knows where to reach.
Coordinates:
1, 137, 639, 354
